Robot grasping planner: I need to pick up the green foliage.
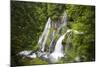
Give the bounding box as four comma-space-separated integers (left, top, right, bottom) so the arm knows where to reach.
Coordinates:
47, 4, 66, 21
64, 5, 95, 62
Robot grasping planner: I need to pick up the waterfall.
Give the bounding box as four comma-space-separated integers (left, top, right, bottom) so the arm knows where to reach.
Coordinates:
38, 17, 51, 52
54, 33, 66, 53
62, 12, 67, 26
17, 12, 84, 63
58, 12, 67, 32
48, 32, 67, 63
40, 12, 68, 63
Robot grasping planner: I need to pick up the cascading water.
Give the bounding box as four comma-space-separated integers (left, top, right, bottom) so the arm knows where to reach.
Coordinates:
18, 50, 37, 59
17, 12, 84, 63
48, 32, 67, 63
48, 29, 84, 63
61, 12, 67, 27
38, 17, 51, 52
58, 12, 67, 32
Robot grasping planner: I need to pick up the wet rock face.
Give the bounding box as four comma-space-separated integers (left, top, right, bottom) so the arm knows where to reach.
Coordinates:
49, 40, 56, 53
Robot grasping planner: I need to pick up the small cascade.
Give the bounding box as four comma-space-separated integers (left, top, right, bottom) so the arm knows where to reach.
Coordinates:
58, 12, 67, 33
61, 12, 67, 27
17, 50, 37, 59
38, 17, 51, 52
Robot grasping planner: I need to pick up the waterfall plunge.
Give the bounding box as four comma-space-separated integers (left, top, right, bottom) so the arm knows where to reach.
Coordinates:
36, 13, 68, 62
48, 29, 81, 63
48, 32, 67, 63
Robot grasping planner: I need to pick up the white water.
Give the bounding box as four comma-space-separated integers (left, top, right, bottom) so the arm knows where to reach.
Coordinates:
54, 33, 66, 53
38, 17, 51, 52
18, 50, 37, 58
27, 53, 37, 58
18, 50, 31, 55
48, 32, 67, 63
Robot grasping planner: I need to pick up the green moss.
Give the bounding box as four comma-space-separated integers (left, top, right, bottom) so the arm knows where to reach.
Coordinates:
30, 58, 48, 64
18, 58, 48, 65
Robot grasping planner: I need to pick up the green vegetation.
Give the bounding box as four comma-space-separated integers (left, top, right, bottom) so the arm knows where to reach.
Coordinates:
11, 1, 95, 66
